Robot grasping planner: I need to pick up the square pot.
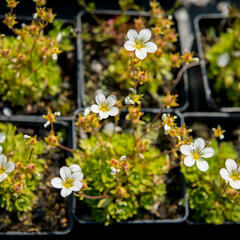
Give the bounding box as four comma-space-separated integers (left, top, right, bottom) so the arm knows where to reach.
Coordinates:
194, 13, 240, 112
76, 10, 190, 112
0, 115, 75, 236
0, 14, 81, 116
183, 111, 240, 225
71, 107, 189, 225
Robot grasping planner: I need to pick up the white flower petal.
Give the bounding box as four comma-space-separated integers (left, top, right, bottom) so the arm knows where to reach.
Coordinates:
106, 95, 117, 107
120, 156, 126, 161
5, 161, 14, 173
69, 164, 81, 173
61, 188, 72, 197
95, 94, 106, 105
229, 180, 240, 190
180, 144, 193, 156
217, 52, 230, 67
60, 166, 71, 180
54, 111, 61, 117
0, 154, 7, 166
220, 168, 231, 181
70, 182, 83, 191
125, 96, 135, 105
111, 166, 117, 175
194, 138, 205, 151
164, 124, 171, 132
145, 42, 157, 53
127, 29, 138, 41
91, 104, 100, 113
196, 159, 209, 172
139, 29, 151, 42
51, 177, 63, 189
184, 156, 195, 167
124, 40, 136, 51
109, 107, 119, 116
44, 121, 50, 128
0, 173, 7, 182
0, 133, 6, 143
201, 147, 215, 158
84, 107, 91, 117
226, 159, 237, 172
0, 145, 2, 153
72, 171, 84, 181
99, 111, 109, 119
135, 48, 147, 60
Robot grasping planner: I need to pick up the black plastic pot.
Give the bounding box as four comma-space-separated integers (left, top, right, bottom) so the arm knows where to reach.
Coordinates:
0, 115, 75, 236
0, 15, 81, 116
76, 9, 190, 112
183, 111, 240, 225
71, 107, 189, 224
194, 13, 240, 112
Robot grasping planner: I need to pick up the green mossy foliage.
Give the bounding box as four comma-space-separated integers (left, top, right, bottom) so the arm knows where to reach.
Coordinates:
66, 132, 168, 225
81, 1, 179, 107
181, 139, 240, 224
0, 20, 73, 108
0, 123, 45, 216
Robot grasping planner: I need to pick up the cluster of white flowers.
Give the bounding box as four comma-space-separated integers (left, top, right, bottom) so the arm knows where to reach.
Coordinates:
0, 133, 15, 182
51, 164, 83, 197
180, 137, 240, 190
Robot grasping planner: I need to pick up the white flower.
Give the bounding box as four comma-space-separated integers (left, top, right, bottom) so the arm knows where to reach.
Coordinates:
33, 13, 38, 19
164, 124, 171, 135
111, 166, 120, 175
0, 154, 15, 182
103, 122, 122, 135
180, 138, 214, 172
52, 53, 58, 61
24, 134, 31, 139
84, 106, 91, 117
125, 96, 135, 105
91, 94, 119, 119
217, 52, 230, 67
56, 33, 62, 42
220, 159, 240, 189
120, 156, 126, 161
51, 165, 83, 198
124, 29, 157, 60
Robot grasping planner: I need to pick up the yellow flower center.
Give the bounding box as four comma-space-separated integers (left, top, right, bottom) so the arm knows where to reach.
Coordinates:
0, 166, 6, 175
99, 103, 110, 112
230, 171, 240, 181
134, 39, 145, 50
62, 178, 74, 189
193, 152, 200, 160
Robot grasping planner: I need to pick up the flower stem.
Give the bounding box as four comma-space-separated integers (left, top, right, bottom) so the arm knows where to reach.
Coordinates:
58, 143, 74, 153
79, 192, 112, 199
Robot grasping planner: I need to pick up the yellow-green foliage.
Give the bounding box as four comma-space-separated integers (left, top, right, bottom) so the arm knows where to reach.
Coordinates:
206, 18, 240, 106
66, 132, 168, 225
0, 123, 45, 216
181, 139, 240, 224
0, 20, 73, 108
